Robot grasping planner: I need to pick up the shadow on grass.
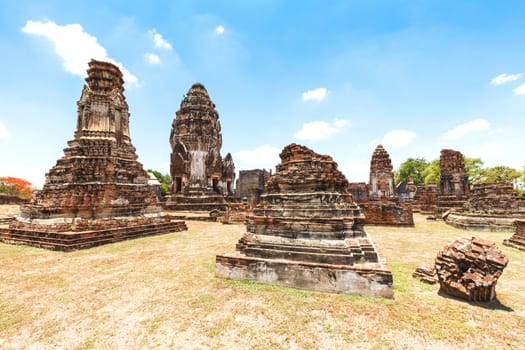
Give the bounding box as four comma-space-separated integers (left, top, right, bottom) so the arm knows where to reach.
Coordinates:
437, 290, 514, 312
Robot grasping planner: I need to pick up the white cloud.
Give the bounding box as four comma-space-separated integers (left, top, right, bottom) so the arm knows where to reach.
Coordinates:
145, 53, 160, 64
334, 118, 351, 128
295, 119, 350, 141
491, 73, 522, 85
0, 121, 9, 139
215, 25, 225, 34
381, 130, 416, 148
148, 29, 172, 49
302, 87, 328, 102
22, 20, 138, 85
513, 83, 525, 95
441, 118, 491, 140
235, 145, 281, 168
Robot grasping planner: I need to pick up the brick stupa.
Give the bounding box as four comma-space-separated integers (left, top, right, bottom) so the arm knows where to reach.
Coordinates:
165, 83, 236, 213
216, 144, 393, 298
0, 60, 186, 250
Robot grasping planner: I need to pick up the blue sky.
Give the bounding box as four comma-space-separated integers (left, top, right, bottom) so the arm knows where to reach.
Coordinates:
1, 0, 524, 188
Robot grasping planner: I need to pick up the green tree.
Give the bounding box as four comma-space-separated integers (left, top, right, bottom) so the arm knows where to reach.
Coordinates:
480, 166, 520, 184
464, 157, 485, 185
395, 157, 429, 185
422, 159, 440, 184
147, 169, 172, 197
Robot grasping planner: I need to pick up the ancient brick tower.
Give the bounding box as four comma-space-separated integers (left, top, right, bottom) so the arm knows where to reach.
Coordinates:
437, 149, 470, 213
1, 60, 186, 250
369, 144, 395, 199
357, 144, 414, 226
216, 144, 393, 298
165, 83, 235, 211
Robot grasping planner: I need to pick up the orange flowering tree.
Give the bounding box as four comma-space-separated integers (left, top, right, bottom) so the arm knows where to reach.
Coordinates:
0, 177, 33, 199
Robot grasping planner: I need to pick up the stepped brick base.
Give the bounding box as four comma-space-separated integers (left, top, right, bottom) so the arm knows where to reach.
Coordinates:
503, 220, 525, 251
1, 217, 187, 251
216, 253, 393, 298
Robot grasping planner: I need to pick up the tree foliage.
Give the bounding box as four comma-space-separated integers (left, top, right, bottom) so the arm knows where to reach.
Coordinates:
422, 159, 440, 184
394, 157, 429, 185
464, 157, 484, 184
479, 166, 520, 184
0, 177, 32, 198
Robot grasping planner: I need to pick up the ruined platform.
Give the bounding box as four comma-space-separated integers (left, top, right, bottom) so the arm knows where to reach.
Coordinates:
1, 217, 186, 251
1, 60, 186, 250
216, 144, 394, 298
444, 212, 518, 232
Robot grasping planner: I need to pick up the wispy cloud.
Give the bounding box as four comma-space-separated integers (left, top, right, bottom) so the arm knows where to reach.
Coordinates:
235, 145, 281, 167
381, 130, 416, 148
441, 118, 490, 140
491, 73, 522, 85
513, 83, 525, 95
22, 20, 138, 85
0, 121, 9, 139
145, 53, 160, 64
302, 87, 328, 102
148, 29, 172, 49
215, 25, 225, 35
295, 119, 350, 141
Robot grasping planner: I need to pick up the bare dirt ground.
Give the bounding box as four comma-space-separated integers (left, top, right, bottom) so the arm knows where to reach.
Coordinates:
1, 208, 524, 349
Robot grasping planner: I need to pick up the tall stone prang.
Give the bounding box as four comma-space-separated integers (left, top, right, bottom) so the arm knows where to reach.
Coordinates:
437, 149, 470, 213
354, 144, 414, 226
216, 144, 394, 298
0, 60, 186, 250
369, 144, 395, 199
165, 83, 235, 212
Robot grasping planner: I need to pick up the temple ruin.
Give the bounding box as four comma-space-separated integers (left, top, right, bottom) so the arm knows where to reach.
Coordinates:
216, 143, 393, 298
165, 83, 236, 213
435, 237, 508, 302
0, 60, 186, 250
437, 149, 470, 214
348, 145, 413, 226
369, 144, 395, 200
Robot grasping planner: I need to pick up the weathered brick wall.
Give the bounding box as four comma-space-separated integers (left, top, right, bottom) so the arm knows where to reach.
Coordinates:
363, 202, 414, 226
348, 182, 369, 203
237, 169, 269, 208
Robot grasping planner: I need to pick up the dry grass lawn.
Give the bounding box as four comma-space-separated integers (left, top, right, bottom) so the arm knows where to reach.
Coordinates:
1, 209, 524, 349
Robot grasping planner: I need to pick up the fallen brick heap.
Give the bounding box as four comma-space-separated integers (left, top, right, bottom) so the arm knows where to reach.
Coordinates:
435, 237, 508, 301
216, 143, 393, 298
